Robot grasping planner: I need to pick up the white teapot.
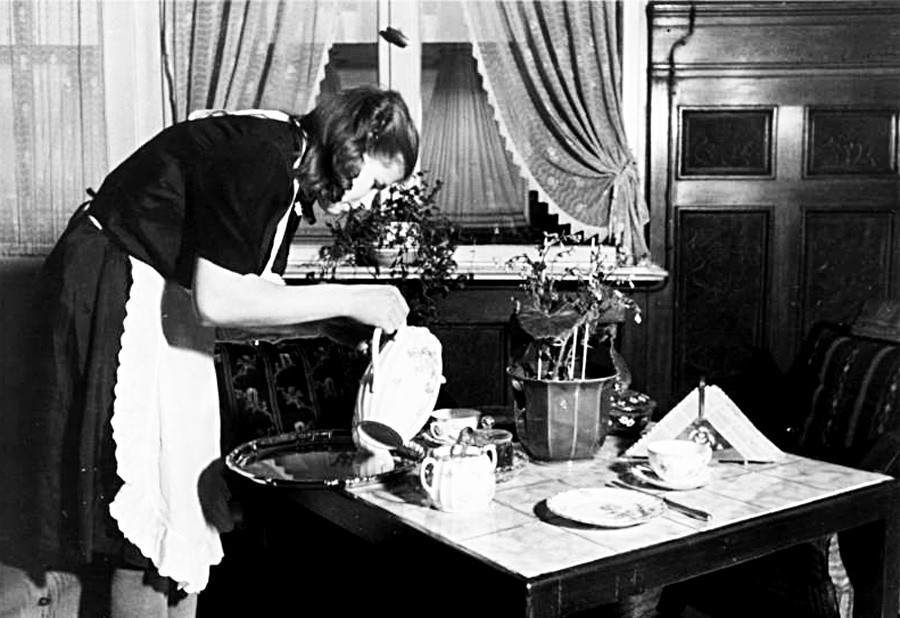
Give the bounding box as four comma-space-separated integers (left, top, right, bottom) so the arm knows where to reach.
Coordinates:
419, 444, 497, 513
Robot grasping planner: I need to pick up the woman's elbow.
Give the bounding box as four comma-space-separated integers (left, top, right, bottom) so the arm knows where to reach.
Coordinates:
193, 272, 271, 327
193, 288, 233, 326
192, 257, 251, 326
193, 273, 245, 326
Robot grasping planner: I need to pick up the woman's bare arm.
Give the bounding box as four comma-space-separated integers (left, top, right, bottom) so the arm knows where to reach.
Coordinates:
192, 257, 409, 333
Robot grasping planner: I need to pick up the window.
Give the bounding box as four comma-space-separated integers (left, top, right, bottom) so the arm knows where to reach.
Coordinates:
299, 0, 529, 244
286, 1, 663, 281
0, 0, 107, 254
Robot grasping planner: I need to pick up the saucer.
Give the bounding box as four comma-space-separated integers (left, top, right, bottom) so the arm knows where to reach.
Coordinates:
630, 463, 711, 491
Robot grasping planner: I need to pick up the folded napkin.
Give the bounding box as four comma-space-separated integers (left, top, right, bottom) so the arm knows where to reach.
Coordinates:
625, 384, 785, 463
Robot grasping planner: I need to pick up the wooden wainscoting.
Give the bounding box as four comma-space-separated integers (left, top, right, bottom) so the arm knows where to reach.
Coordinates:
647, 1, 900, 410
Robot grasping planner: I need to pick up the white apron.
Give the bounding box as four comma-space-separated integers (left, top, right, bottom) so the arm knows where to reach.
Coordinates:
109, 109, 299, 592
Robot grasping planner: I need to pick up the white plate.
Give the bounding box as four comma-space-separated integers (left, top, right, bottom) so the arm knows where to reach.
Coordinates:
546, 487, 665, 528
631, 463, 711, 491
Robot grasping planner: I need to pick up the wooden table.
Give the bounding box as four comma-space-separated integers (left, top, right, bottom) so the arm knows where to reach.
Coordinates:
248, 442, 900, 618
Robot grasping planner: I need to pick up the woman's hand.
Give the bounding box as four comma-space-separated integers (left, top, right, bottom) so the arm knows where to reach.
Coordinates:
344, 285, 409, 334
198, 459, 237, 533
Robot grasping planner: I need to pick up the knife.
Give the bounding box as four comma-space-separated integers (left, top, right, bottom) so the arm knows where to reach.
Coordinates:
608, 480, 713, 522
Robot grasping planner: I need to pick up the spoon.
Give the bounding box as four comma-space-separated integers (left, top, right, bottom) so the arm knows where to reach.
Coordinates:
687, 377, 718, 448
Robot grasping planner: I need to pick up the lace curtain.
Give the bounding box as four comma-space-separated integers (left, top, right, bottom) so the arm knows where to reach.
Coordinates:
0, 0, 108, 255
463, 0, 650, 259
420, 44, 527, 230
160, 0, 337, 123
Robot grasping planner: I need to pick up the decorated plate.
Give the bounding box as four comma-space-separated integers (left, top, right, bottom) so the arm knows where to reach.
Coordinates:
226, 428, 416, 488
630, 463, 712, 491
546, 487, 665, 528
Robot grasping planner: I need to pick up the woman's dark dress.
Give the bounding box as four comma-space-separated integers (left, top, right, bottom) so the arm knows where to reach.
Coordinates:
1, 115, 304, 579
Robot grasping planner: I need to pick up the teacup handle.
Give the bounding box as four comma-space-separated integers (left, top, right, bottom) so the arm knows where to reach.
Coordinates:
419, 456, 437, 499
428, 421, 442, 440
429, 420, 453, 441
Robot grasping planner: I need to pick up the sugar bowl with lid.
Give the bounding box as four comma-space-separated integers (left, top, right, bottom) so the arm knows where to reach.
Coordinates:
419, 443, 497, 513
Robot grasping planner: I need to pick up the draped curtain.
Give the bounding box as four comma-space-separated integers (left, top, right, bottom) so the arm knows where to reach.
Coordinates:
0, 0, 108, 255
463, 0, 650, 259
160, 0, 338, 123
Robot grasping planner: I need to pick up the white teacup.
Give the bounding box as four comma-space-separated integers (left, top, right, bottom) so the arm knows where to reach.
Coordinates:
428, 408, 481, 443
646, 439, 712, 486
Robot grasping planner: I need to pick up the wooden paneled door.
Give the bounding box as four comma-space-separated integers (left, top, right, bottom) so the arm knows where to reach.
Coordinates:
646, 2, 900, 408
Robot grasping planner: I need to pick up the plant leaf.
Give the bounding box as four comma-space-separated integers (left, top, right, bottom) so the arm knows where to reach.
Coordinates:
516, 304, 584, 340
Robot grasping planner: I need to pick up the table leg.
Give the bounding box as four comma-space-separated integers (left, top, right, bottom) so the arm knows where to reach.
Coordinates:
525, 580, 561, 618
840, 482, 900, 618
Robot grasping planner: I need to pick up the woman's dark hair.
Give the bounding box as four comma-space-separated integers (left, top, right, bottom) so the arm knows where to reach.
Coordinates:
294, 86, 419, 222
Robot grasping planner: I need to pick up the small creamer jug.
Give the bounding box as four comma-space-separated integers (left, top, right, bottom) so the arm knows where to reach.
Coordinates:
419, 443, 497, 513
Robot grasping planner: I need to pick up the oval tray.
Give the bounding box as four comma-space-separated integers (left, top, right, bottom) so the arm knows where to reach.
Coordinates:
226, 428, 416, 489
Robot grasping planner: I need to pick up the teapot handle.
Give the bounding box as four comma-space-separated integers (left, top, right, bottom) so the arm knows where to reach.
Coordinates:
419, 456, 437, 498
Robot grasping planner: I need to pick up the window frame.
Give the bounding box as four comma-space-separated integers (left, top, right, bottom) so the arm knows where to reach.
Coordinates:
287, 0, 660, 282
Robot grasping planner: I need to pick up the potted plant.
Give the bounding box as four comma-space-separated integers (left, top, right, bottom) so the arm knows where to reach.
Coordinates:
318, 170, 464, 326
506, 232, 641, 460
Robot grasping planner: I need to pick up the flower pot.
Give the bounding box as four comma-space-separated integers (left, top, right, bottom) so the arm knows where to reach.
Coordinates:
507, 367, 616, 461
374, 221, 419, 266
373, 247, 417, 267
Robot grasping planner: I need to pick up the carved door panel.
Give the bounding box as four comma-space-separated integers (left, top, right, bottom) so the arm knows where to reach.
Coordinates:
647, 2, 900, 407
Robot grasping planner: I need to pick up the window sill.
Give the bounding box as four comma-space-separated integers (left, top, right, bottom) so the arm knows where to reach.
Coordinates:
284, 242, 669, 284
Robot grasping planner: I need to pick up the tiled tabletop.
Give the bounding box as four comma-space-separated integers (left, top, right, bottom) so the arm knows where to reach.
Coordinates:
347, 439, 892, 579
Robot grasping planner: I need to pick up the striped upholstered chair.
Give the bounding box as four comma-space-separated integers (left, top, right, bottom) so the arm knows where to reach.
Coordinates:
659, 312, 900, 618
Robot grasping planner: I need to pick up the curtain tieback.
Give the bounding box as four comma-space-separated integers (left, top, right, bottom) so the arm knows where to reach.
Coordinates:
613, 159, 638, 183
610, 160, 638, 202
608, 160, 640, 242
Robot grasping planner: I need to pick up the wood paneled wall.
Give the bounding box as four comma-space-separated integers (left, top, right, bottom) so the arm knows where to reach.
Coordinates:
647, 1, 900, 410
